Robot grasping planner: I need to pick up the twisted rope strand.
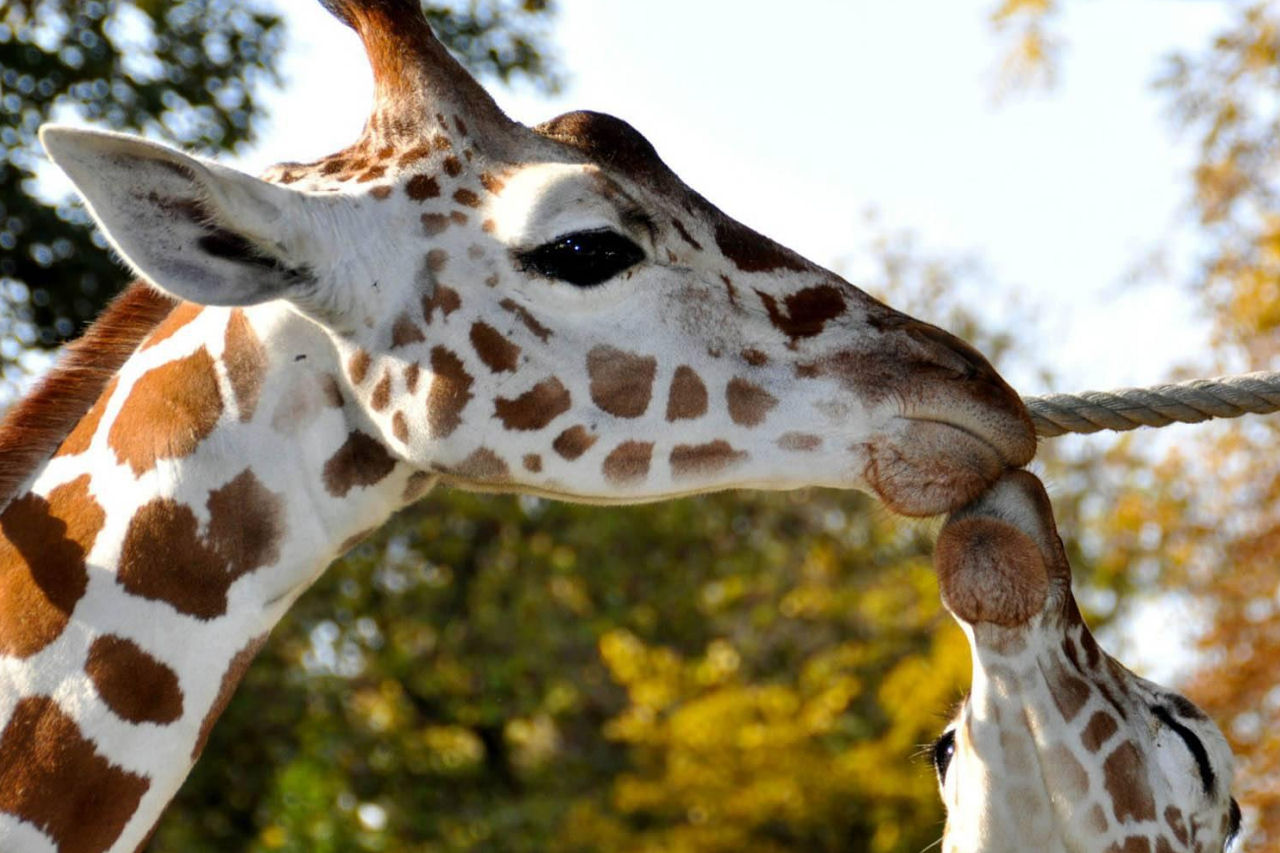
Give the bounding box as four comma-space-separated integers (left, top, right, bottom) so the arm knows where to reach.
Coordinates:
1024, 371, 1280, 437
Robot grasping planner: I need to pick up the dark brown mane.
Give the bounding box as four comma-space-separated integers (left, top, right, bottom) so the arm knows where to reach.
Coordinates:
0, 282, 176, 510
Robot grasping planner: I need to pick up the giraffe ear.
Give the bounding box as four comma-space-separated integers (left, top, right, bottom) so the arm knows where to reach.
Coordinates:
40, 125, 315, 307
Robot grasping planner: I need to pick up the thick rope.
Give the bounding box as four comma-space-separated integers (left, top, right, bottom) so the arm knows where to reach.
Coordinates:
1024, 371, 1280, 437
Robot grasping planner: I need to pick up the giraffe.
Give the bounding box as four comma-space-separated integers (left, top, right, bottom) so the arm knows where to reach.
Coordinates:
929, 470, 1241, 853
0, 1, 1036, 850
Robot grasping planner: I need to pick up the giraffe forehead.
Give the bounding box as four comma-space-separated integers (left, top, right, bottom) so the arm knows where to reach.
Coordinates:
487, 162, 625, 245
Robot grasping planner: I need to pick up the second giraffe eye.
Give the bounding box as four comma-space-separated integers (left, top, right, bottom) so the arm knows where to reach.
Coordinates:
932, 729, 956, 782
518, 229, 645, 287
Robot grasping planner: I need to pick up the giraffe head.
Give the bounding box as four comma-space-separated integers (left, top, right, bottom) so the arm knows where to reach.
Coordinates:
931, 470, 1240, 852
38, 0, 1034, 517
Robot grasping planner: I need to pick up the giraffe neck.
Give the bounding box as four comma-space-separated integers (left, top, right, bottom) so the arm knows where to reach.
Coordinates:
949, 617, 1181, 853
0, 300, 428, 853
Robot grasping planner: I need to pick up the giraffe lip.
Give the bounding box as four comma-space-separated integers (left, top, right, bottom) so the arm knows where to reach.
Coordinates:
862, 417, 1009, 517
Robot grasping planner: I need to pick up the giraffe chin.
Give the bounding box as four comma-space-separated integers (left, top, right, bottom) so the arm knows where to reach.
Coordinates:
861, 418, 1010, 517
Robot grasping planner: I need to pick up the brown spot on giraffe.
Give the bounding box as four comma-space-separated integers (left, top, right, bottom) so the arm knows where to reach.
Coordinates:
1082, 710, 1120, 752
422, 283, 461, 325
369, 185, 392, 200
323, 374, 345, 408
1105, 839, 1152, 853
741, 348, 769, 367
442, 155, 462, 176
391, 312, 426, 348
726, 377, 778, 427
118, 499, 234, 619
0, 475, 104, 658
1047, 666, 1092, 723
523, 454, 542, 473
392, 411, 409, 443
450, 210, 468, 226
1104, 741, 1157, 824
755, 285, 846, 341
453, 447, 509, 481
670, 441, 748, 479
553, 425, 597, 461
139, 301, 202, 351
777, 432, 821, 452
109, 347, 224, 476
480, 172, 505, 194
421, 213, 449, 236
0, 696, 150, 853
1046, 742, 1089, 798
323, 431, 398, 498
427, 346, 473, 438
666, 366, 708, 421
224, 309, 267, 422
191, 633, 270, 761
56, 375, 117, 457
499, 298, 552, 342
494, 377, 572, 431
470, 321, 520, 372
603, 441, 653, 484
713, 220, 807, 273
1165, 806, 1189, 845
206, 468, 283, 576
85, 634, 184, 725
453, 187, 480, 208
404, 362, 421, 394
405, 173, 440, 200
347, 349, 371, 385
370, 369, 392, 411
672, 218, 702, 250
398, 144, 431, 166
588, 345, 657, 418
1088, 804, 1109, 833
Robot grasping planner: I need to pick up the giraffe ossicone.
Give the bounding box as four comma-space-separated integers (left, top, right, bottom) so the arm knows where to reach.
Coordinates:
1, 0, 1035, 850
932, 470, 1241, 853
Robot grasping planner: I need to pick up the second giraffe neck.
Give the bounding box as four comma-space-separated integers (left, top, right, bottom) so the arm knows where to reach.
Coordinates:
0, 301, 430, 853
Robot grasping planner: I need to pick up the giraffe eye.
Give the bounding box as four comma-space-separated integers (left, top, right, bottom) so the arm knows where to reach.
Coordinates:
518, 228, 645, 287
932, 729, 956, 783
1227, 797, 1241, 844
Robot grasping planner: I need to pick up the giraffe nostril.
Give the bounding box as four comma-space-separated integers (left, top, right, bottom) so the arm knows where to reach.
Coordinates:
900, 319, 1000, 383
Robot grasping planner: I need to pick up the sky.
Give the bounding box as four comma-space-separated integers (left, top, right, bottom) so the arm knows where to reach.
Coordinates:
240, 0, 1230, 396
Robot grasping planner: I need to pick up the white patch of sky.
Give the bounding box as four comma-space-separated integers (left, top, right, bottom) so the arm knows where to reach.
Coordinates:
239, 0, 1229, 395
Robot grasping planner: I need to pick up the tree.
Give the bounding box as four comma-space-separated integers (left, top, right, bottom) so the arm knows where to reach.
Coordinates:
0, 0, 557, 375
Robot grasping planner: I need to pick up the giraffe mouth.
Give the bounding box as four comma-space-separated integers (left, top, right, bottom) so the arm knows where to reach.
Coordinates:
933, 470, 1067, 626
861, 416, 1016, 517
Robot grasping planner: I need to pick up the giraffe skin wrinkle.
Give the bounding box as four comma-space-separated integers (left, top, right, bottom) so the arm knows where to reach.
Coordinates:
931, 471, 1241, 853
2, 1, 1043, 849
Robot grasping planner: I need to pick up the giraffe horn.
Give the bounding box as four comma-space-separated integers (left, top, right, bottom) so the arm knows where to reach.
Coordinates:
318, 0, 514, 144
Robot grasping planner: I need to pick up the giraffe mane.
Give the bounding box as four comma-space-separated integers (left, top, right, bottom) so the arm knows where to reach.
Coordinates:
0, 282, 176, 511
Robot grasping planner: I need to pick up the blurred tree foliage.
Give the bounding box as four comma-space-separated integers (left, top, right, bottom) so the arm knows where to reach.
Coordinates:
0, 0, 557, 373
148, 233, 1151, 852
